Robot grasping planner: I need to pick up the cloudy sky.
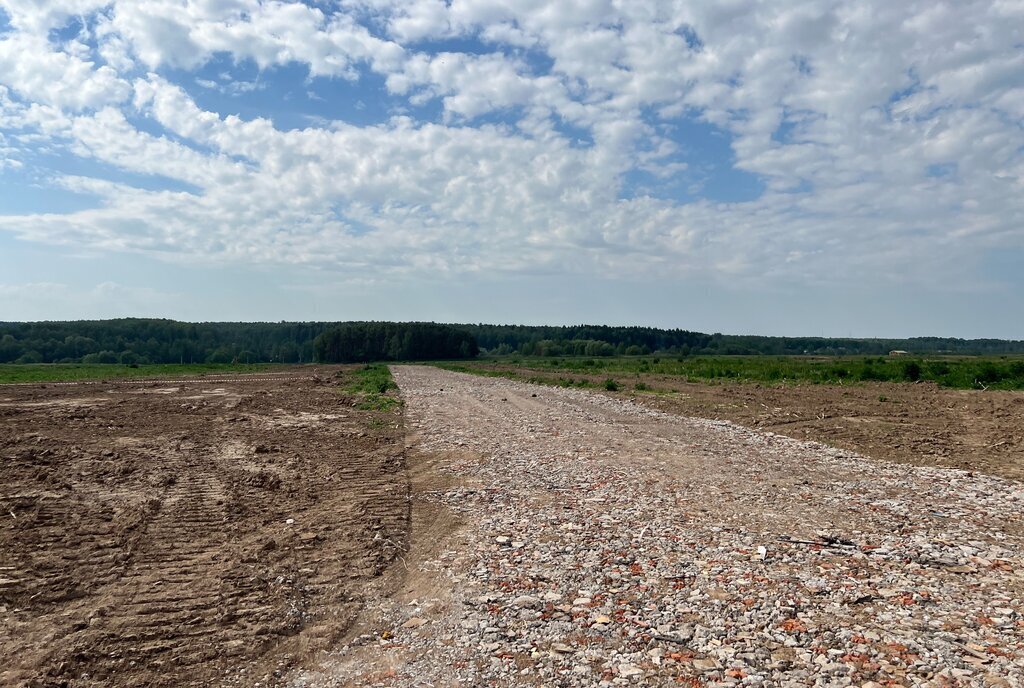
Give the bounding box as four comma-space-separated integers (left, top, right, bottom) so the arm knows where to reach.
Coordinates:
0, 1, 1022, 337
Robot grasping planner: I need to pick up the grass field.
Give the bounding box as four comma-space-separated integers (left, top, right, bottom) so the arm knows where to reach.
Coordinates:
0, 363, 285, 385
437, 355, 1024, 391
7, 356, 1024, 390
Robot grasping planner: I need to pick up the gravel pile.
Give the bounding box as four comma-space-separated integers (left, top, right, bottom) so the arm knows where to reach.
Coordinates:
301, 366, 1024, 687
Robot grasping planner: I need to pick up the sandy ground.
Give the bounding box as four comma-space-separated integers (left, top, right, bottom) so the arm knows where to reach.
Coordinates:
300, 366, 1024, 687
0, 369, 407, 687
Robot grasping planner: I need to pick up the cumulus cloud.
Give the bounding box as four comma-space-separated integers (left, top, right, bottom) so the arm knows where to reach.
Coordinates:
0, 31, 131, 110
0, 0, 1021, 291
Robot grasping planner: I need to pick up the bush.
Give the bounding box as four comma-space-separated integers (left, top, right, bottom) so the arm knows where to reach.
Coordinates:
603, 378, 619, 391
634, 382, 650, 391
14, 350, 43, 364
902, 361, 922, 382
859, 364, 889, 381
207, 347, 235, 364
82, 350, 118, 364
976, 364, 1004, 384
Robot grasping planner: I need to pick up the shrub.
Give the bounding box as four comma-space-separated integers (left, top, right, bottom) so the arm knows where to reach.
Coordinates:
603, 378, 619, 391
902, 361, 922, 382
976, 364, 1004, 384
119, 351, 140, 365
859, 365, 888, 381
82, 350, 118, 364
14, 351, 43, 364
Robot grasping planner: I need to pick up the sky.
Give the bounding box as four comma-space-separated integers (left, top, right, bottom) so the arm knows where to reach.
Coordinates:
0, 1, 1022, 338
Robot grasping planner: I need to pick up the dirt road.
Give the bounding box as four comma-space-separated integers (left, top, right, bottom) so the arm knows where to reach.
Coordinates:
310, 366, 1024, 687
0, 370, 407, 687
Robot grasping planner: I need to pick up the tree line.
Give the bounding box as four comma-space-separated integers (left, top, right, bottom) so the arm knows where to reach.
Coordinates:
453, 324, 1024, 357
1, 319, 1022, 365
0, 320, 325, 365
313, 323, 478, 363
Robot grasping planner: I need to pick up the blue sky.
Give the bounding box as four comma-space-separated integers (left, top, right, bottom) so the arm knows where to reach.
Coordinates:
0, 1, 1022, 337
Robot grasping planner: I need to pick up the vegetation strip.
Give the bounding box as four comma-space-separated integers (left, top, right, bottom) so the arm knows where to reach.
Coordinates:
345, 364, 403, 411
437, 354, 1024, 391
0, 363, 284, 385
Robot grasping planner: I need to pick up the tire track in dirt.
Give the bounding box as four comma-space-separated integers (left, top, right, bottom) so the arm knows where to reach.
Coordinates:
1, 371, 409, 687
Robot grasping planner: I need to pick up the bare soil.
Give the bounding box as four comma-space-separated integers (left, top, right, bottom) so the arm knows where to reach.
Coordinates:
473, 365, 1024, 482
0, 369, 408, 687
635, 379, 1024, 482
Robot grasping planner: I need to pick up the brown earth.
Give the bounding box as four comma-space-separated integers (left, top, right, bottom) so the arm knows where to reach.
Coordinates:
0, 368, 408, 688
636, 379, 1024, 482
465, 365, 1024, 482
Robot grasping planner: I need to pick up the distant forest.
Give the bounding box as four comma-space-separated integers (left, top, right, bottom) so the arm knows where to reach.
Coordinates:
314, 323, 478, 363
1, 319, 1022, 365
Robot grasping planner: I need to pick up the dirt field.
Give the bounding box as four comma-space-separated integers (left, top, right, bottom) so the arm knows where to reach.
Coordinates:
0, 369, 407, 687
463, 364, 1024, 482
641, 379, 1024, 481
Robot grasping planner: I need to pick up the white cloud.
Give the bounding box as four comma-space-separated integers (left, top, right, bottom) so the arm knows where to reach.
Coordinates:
107, 0, 406, 75
0, 0, 110, 33
0, 0, 1021, 296
0, 32, 130, 110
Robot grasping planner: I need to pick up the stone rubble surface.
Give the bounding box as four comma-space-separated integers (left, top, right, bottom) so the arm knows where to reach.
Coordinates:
302, 366, 1024, 687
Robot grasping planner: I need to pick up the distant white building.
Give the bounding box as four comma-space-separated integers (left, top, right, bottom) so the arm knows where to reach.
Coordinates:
889, 350, 909, 356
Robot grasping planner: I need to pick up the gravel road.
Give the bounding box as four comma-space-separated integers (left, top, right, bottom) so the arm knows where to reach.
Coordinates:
307, 366, 1024, 687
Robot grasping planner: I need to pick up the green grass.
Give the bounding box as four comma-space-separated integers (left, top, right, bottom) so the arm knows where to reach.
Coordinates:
346, 364, 402, 411
437, 355, 1024, 391
0, 363, 281, 385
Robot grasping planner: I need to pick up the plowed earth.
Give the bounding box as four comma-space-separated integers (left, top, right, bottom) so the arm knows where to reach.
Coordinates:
0, 369, 407, 688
